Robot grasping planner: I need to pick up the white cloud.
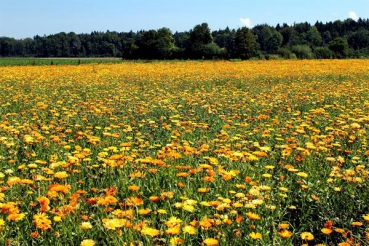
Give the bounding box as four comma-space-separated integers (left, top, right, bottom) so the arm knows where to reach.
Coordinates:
239, 17, 252, 28
348, 11, 359, 21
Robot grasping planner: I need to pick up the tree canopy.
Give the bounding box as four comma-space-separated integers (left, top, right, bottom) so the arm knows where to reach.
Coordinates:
1, 18, 369, 59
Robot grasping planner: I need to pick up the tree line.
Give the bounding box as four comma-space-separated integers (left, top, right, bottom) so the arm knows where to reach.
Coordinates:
1, 18, 369, 59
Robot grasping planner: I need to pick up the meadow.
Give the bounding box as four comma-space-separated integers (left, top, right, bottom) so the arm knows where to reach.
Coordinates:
0, 60, 368, 246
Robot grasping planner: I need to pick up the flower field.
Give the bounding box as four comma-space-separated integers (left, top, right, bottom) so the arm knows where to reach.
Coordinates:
0, 60, 368, 245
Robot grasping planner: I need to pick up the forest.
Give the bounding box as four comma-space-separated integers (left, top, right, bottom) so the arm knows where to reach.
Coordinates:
1, 18, 369, 59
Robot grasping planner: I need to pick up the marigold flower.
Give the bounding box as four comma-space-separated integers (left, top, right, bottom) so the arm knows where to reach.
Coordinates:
278, 223, 289, 230
53, 216, 62, 222
33, 213, 52, 230
166, 225, 181, 235
169, 237, 184, 245
246, 212, 260, 220
321, 228, 332, 235
80, 239, 95, 246
30, 232, 40, 238
300, 232, 314, 240
249, 232, 262, 240
183, 225, 197, 235
7, 213, 25, 221
278, 230, 293, 238
149, 196, 160, 202
128, 185, 140, 191
203, 238, 219, 246
141, 227, 160, 237
351, 221, 362, 226
81, 222, 93, 230
54, 171, 69, 179
363, 214, 369, 222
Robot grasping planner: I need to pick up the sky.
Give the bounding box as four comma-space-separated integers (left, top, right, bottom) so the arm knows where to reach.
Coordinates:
1, 0, 369, 39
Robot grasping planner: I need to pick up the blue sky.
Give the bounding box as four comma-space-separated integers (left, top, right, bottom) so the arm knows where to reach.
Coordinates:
1, 0, 368, 39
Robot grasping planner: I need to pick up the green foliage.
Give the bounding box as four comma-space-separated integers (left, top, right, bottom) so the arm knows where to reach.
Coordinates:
328, 37, 349, 58
253, 24, 283, 53
314, 47, 332, 59
235, 27, 257, 59
1, 18, 369, 59
291, 45, 313, 59
277, 47, 292, 59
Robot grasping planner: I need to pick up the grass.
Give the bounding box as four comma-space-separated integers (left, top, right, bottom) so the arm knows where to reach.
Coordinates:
0, 57, 123, 66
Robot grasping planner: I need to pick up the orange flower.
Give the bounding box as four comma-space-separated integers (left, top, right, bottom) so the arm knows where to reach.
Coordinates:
30, 232, 40, 238
33, 213, 52, 230
351, 221, 362, 226
325, 220, 333, 229
7, 213, 25, 221
199, 217, 214, 229
128, 185, 140, 191
235, 215, 243, 223
125, 196, 144, 206
37, 196, 50, 212
246, 212, 261, 220
278, 223, 289, 230
149, 196, 160, 202
278, 230, 293, 238
97, 195, 118, 206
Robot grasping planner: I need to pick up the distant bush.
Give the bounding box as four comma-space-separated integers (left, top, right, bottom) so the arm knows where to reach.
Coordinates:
314, 47, 332, 59
291, 45, 313, 59
277, 47, 292, 59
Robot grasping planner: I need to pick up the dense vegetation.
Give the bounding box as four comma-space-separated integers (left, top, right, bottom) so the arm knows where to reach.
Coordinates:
0, 60, 369, 245
1, 18, 369, 59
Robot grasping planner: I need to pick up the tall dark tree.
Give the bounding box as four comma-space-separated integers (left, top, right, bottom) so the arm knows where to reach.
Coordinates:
235, 27, 257, 59
187, 23, 213, 59
253, 24, 282, 53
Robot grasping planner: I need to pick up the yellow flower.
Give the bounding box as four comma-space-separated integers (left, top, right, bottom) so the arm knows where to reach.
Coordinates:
169, 237, 184, 245
165, 225, 181, 235
183, 225, 197, 235
363, 213, 369, 222
321, 228, 332, 235
198, 187, 210, 193
141, 227, 160, 237
297, 172, 308, 178
138, 208, 151, 215
80, 239, 95, 246
81, 222, 93, 230
203, 238, 219, 246
53, 216, 62, 222
54, 171, 69, 179
300, 232, 314, 240
249, 232, 262, 240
